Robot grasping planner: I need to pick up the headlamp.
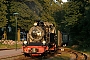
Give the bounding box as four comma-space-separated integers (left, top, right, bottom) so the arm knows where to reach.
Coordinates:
42, 41, 46, 45
23, 41, 27, 44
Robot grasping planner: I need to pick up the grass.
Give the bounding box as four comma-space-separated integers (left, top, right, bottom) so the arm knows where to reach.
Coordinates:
85, 52, 90, 57
67, 46, 90, 59
73, 47, 90, 55
50, 55, 70, 60
0, 42, 22, 49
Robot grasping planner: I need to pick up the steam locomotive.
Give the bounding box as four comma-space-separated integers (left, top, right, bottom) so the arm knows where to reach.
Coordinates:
22, 21, 57, 57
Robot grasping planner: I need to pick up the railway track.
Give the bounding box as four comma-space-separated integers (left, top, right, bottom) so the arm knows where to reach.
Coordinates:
0, 54, 23, 60
57, 47, 88, 60
0, 48, 13, 51
0, 51, 54, 60
0, 47, 89, 60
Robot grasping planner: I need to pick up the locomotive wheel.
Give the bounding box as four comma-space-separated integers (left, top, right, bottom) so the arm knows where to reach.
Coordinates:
24, 53, 30, 57
42, 51, 48, 58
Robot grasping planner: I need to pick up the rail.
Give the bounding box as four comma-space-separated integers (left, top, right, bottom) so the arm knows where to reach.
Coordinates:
57, 47, 88, 60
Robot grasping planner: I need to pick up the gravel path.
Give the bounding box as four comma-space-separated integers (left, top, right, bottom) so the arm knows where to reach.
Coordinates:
0, 49, 22, 59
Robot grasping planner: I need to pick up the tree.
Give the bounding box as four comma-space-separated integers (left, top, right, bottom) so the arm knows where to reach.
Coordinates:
10, 1, 39, 31
0, 0, 7, 28
38, 0, 61, 24
66, 0, 90, 48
